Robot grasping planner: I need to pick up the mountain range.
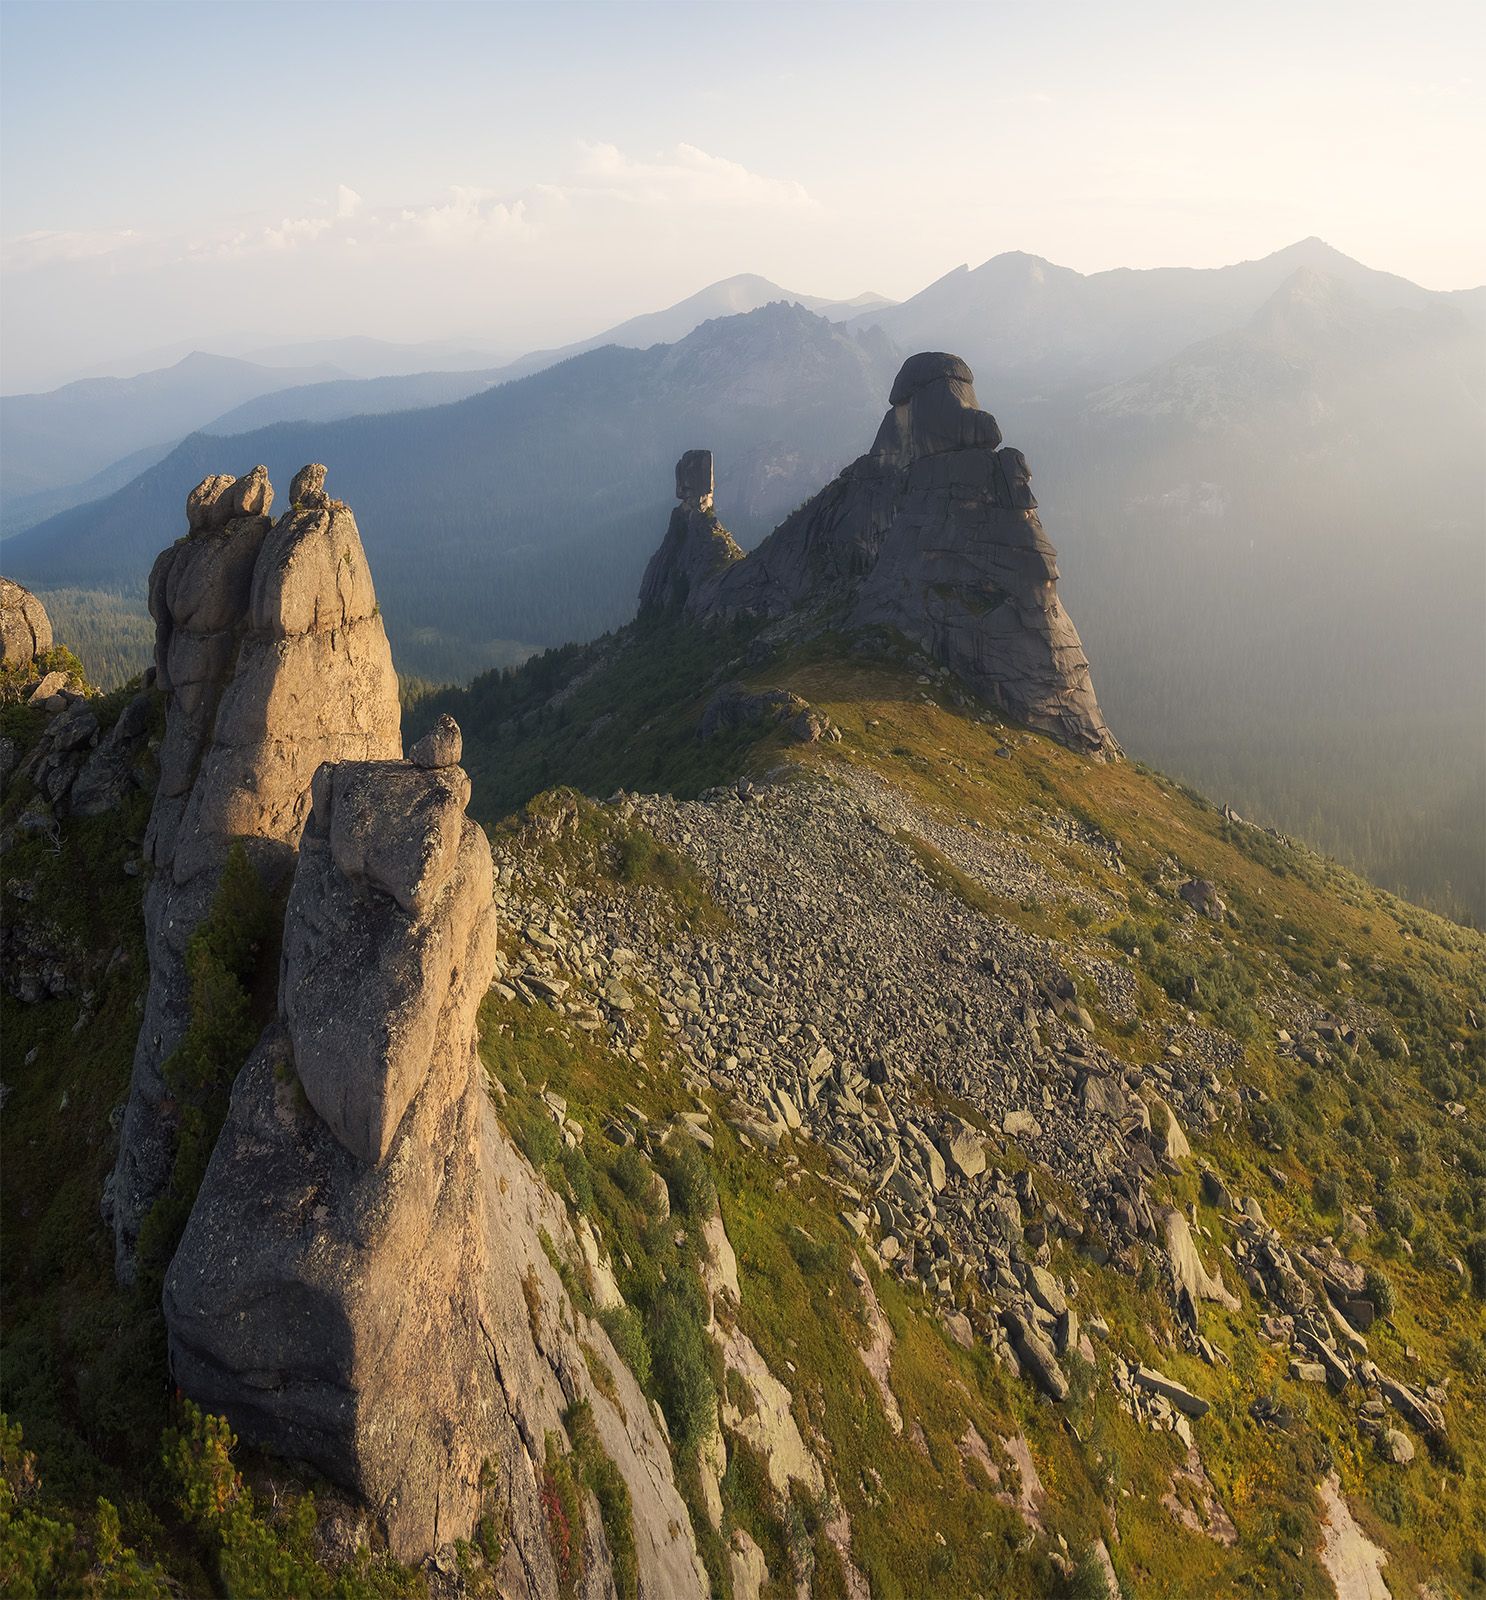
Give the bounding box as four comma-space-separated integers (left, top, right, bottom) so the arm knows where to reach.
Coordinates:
1, 239, 1481, 918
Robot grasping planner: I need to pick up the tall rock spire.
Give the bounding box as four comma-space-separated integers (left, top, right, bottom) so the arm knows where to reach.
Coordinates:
109, 465, 403, 1281
636, 448, 744, 615
670, 354, 1119, 758
119, 466, 707, 1587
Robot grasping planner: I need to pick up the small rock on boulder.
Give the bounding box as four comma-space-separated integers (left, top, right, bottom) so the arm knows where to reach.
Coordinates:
290, 462, 330, 509
410, 713, 462, 770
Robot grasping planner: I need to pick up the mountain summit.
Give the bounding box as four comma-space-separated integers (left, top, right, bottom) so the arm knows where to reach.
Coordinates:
643, 352, 1118, 758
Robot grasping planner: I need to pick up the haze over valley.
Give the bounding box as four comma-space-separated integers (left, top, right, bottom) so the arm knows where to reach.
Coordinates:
6, 238, 1481, 920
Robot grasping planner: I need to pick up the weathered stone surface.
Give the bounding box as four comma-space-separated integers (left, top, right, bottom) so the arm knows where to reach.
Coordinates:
700, 683, 838, 744
1004, 1308, 1070, 1401
1164, 1207, 1240, 1323
289, 461, 329, 509
1379, 1427, 1414, 1465
1179, 878, 1227, 921
0, 577, 53, 666
673, 354, 1117, 758
638, 453, 744, 613
287, 760, 482, 1164
942, 1115, 987, 1178
1378, 1374, 1446, 1440
161, 699, 704, 1588
111, 467, 402, 1279
1134, 1364, 1210, 1418
26, 670, 67, 706
16, 689, 155, 820
409, 711, 462, 769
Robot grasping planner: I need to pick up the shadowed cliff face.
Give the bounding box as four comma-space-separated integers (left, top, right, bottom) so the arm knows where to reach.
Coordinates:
162, 741, 706, 1587
109, 465, 403, 1281
649, 352, 1118, 759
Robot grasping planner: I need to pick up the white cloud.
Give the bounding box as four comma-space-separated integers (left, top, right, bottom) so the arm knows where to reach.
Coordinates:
392, 186, 532, 245
1, 144, 810, 277
572, 141, 814, 209
1, 226, 142, 270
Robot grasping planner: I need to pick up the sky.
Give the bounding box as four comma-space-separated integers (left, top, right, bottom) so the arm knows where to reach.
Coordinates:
2, 0, 1482, 392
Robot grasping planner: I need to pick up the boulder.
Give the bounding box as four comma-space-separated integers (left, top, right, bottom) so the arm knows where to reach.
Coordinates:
1134, 1365, 1209, 1418
409, 711, 462, 770
26, 670, 67, 706
1378, 1374, 1446, 1439
941, 1116, 987, 1178
1003, 1108, 1042, 1139
1003, 1309, 1069, 1402
1027, 1265, 1067, 1317
289, 461, 329, 509
1179, 879, 1227, 921
1163, 1207, 1240, 1323
0, 577, 53, 666
1379, 1427, 1414, 1465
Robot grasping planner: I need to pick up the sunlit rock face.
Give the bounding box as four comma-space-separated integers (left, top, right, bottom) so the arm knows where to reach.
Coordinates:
109, 465, 402, 1281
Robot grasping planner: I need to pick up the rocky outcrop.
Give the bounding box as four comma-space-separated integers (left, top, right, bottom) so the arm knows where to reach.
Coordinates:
636, 450, 745, 614
0, 576, 53, 667
110, 465, 402, 1278
667, 355, 1118, 757
16, 689, 154, 817
163, 744, 706, 1590
699, 683, 838, 744
1163, 1207, 1240, 1324
106, 467, 706, 1587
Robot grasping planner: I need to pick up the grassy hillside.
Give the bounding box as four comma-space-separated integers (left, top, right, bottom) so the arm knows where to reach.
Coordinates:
4, 616, 1482, 1596
422, 617, 1486, 1596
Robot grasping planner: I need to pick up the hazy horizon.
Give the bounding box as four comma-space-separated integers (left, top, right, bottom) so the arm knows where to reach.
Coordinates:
3, 0, 1483, 392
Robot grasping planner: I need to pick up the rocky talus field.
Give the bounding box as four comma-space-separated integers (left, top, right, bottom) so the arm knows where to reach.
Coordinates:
2, 364, 1484, 1600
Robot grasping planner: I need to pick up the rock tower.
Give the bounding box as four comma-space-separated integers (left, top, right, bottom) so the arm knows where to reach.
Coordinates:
117, 466, 706, 1590
110, 464, 402, 1277
668, 353, 1119, 758
636, 448, 745, 615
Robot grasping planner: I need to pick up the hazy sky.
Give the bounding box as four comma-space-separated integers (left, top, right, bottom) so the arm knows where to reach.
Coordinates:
2, 0, 1482, 391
